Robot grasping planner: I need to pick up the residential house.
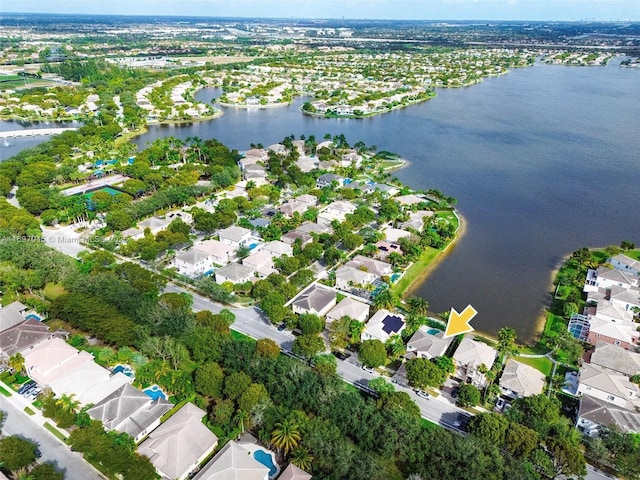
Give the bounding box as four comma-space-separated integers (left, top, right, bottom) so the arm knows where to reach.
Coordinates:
296, 156, 318, 173
245, 170, 269, 186
374, 241, 402, 260
215, 263, 255, 285
279, 200, 308, 217
198, 240, 236, 265
218, 226, 252, 248
317, 200, 356, 226
243, 251, 277, 278
278, 463, 313, 480
586, 313, 639, 349
362, 309, 405, 343
371, 183, 399, 197
334, 265, 378, 291
138, 402, 218, 480
315, 140, 333, 152
296, 222, 331, 235
583, 266, 639, 293
609, 254, 640, 277
316, 173, 343, 189
577, 363, 640, 410
340, 151, 362, 168
590, 341, 640, 376
400, 210, 434, 231
167, 210, 193, 226
296, 194, 318, 207
138, 216, 171, 235
452, 336, 497, 388
0, 319, 52, 360
268, 143, 287, 155
586, 285, 640, 312
173, 248, 215, 278
395, 194, 425, 206
383, 227, 412, 243
499, 359, 546, 399
262, 240, 293, 258
121, 227, 144, 240
192, 441, 269, 480
244, 148, 269, 161
345, 255, 393, 277
23, 337, 94, 387
577, 394, 640, 436
292, 285, 337, 317
87, 383, 172, 443
0, 301, 28, 332
405, 327, 452, 360
281, 230, 313, 247
325, 297, 370, 324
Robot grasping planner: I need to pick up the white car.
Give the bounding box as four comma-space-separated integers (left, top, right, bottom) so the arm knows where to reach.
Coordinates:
415, 390, 430, 399
362, 365, 376, 374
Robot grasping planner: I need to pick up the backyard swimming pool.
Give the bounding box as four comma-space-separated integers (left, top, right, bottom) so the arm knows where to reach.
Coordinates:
112, 364, 134, 378
253, 450, 277, 477
427, 328, 443, 336
25, 313, 42, 322
143, 384, 166, 401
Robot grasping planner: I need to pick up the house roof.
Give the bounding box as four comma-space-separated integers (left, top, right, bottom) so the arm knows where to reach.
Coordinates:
317, 173, 343, 184
198, 240, 236, 259
219, 226, 252, 243
216, 263, 255, 283
0, 319, 50, 357
588, 315, 637, 343
278, 463, 312, 480
384, 228, 412, 243
296, 222, 331, 235
324, 200, 356, 214
335, 265, 376, 286
579, 393, 640, 434
0, 302, 27, 333
138, 402, 218, 480
590, 341, 640, 376
175, 248, 212, 266
579, 363, 640, 404
326, 297, 370, 322
595, 266, 637, 288
192, 441, 269, 480
406, 328, 451, 359
364, 309, 405, 341
121, 227, 143, 238
139, 216, 170, 231
87, 383, 172, 438
395, 194, 425, 206
281, 230, 313, 245
452, 336, 497, 370
262, 240, 292, 257
50, 361, 132, 406
499, 359, 546, 397
293, 285, 336, 315
345, 255, 392, 277
279, 201, 308, 217
296, 194, 317, 206
23, 337, 94, 387
610, 254, 640, 273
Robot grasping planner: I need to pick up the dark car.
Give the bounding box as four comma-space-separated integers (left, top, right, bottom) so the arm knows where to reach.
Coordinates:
332, 350, 350, 361
277, 323, 286, 331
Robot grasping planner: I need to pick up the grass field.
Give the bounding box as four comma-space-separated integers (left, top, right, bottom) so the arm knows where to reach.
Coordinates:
390, 246, 440, 297
230, 329, 255, 343
44, 422, 68, 441
516, 355, 554, 377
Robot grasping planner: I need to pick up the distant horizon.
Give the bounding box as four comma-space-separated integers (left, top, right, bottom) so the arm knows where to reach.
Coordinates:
3, 11, 640, 23
1, 0, 639, 22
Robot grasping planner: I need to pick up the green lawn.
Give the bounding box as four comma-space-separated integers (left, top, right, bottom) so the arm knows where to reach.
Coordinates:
43, 283, 67, 300
230, 329, 256, 343
0, 385, 11, 397
516, 355, 554, 377
44, 422, 68, 441
421, 417, 442, 430
542, 313, 566, 337
24, 406, 35, 416
390, 246, 440, 298
435, 211, 460, 231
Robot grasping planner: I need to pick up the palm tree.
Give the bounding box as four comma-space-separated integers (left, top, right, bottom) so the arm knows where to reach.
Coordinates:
234, 410, 251, 435
56, 393, 80, 413
386, 335, 406, 360
497, 327, 518, 357
271, 418, 301, 455
290, 447, 314, 471
348, 320, 366, 345
407, 296, 429, 317
8, 353, 25, 374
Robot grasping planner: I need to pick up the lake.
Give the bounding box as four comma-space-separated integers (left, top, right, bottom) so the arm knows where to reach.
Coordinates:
5, 61, 640, 341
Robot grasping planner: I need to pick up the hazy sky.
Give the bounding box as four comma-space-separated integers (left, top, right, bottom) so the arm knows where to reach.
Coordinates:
3, 0, 639, 21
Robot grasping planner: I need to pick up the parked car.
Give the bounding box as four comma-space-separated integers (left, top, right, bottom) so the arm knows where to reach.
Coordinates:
362, 365, 376, 374
415, 389, 430, 399
18, 382, 35, 394
277, 323, 286, 331
332, 350, 350, 361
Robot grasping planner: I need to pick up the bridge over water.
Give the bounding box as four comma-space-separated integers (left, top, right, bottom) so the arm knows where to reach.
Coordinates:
0, 127, 78, 139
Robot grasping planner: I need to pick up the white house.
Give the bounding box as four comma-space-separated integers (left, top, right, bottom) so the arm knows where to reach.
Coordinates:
317, 200, 356, 226
192, 441, 269, 480
262, 240, 293, 258
215, 263, 255, 285
292, 285, 336, 317
405, 327, 451, 360
499, 359, 546, 399
362, 309, 405, 343
326, 297, 370, 324
335, 265, 378, 291
198, 239, 236, 265
243, 250, 276, 278
577, 363, 640, 410
218, 226, 252, 248
452, 336, 497, 388
173, 248, 215, 278
345, 255, 393, 277
609, 254, 640, 277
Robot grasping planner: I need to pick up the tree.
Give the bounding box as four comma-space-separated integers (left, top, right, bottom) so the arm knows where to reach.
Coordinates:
386, 334, 406, 359
293, 334, 325, 360
234, 409, 251, 435
405, 358, 447, 389
238, 383, 269, 413
256, 338, 280, 359
224, 371, 252, 401
358, 339, 387, 368
0, 436, 37, 472
271, 418, 301, 455
372, 288, 397, 310
29, 462, 65, 480
55, 393, 80, 414
290, 446, 314, 471
456, 383, 481, 407
194, 362, 224, 398
298, 314, 325, 335
407, 296, 429, 316
497, 327, 518, 357
621, 240, 635, 251
468, 412, 509, 445
369, 377, 395, 394
8, 352, 24, 373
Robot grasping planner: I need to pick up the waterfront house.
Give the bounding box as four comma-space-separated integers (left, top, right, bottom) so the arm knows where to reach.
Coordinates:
345, 255, 393, 277
452, 336, 497, 388
362, 309, 405, 343
374, 241, 403, 260
577, 394, 640, 436
405, 327, 452, 360
608, 254, 640, 277
395, 194, 426, 206
335, 265, 378, 291
577, 363, 640, 410
316, 173, 343, 189
138, 402, 218, 480
383, 227, 412, 243
499, 359, 546, 399
590, 340, 640, 376
400, 210, 434, 231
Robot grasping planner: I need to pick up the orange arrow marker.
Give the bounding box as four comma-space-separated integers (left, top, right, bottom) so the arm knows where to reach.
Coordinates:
443, 305, 477, 338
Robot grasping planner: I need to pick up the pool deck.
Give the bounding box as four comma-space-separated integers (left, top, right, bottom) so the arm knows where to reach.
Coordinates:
237, 436, 280, 478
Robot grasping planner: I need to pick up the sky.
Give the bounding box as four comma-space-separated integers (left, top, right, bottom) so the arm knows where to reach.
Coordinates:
2, 0, 639, 21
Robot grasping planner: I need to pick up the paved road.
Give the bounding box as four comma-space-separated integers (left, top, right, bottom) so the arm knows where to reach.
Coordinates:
585, 465, 619, 480
165, 282, 469, 430
0, 394, 103, 480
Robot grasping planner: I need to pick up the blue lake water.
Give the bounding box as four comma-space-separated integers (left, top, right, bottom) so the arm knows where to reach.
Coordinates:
4, 60, 639, 341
